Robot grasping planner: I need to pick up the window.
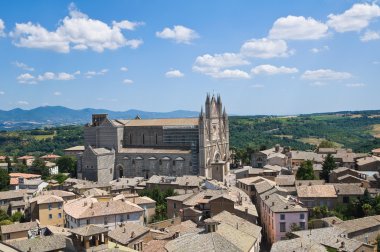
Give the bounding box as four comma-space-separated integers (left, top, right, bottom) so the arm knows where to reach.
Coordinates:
174, 203, 177, 209
49, 214, 53, 219
48, 204, 52, 210
280, 222, 286, 232
58, 203, 62, 209
110, 168, 112, 174
58, 213, 62, 219
280, 214, 285, 220
86, 219, 90, 225
343, 196, 349, 204
104, 217, 108, 225
299, 222, 305, 230
127, 214, 130, 220
155, 134, 158, 145
300, 213, 305, 219
142, 134, 145, 145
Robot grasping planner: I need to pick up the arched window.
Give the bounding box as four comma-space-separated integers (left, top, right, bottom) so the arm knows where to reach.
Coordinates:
129, 134, 132, 145
155, 134, 158, 145
142, 134, 145, 145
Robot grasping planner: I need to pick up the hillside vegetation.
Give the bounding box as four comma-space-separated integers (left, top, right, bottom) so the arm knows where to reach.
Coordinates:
1, 111, 380, 157
230, 112, 380, 154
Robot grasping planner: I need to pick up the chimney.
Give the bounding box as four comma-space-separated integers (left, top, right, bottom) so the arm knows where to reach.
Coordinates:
90, 202, 93, 209
272, 202, 275, 206
107, 202, 109, 207
131, 231, 135, 238
245, 207, 248, 214
123, 227, 126, 233
236, 223, 239, 230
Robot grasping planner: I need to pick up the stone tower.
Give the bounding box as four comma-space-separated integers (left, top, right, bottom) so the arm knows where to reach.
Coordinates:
199, 94, 230, 180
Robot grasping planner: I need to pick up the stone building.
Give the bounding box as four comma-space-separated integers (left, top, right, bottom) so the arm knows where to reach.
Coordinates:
78, 94, 230, 183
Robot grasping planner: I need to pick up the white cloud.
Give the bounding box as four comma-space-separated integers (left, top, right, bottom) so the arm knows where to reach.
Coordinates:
251, 64, 298, 75
0, 91, 4, 95
156, 25, 199, 44
10, 4, 143, 53
17, 101, 29, 105
192, 53, 250, 79
112, 20, 144, 31
240, 38, 292, 58
346, 83, 365, 88
269, 15, 328, 40
17, 73, 36, 84
165, 69, 184, 78
123, 79, 133, 84
0, 19, 5, 37
360, 30, 380, 41
84, 69, 108, 78
74, 70, 81, 75
37, 72, 75, 81
309, 81, 327, 87
310, 45, 329, 53
327, 3, 380, 32
13, 61, 34, 71
301, 69, 352, 81
120, 67, 128, 72
53, 91, 62, 96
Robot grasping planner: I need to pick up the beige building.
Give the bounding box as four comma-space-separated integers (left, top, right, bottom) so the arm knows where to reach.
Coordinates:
296, 184, 337, 209
29, 194, 65, 226
0, 221, 38, 241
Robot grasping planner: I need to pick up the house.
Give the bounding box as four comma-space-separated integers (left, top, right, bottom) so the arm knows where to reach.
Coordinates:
272, 226, 374, 252
145, 175, 205, 192
329, 167, 367, 183
260, 193, 308, 244
16, 156, 35, 166
236, 176, 276, 203
6, 234, 75, 252
8, 173, 41, 190
64, 145, 85, 157
165, 211, 262, 252
71, 180, 111, 195
290, 151, 324, 167
372, 148, 380, 157
29, 194, 65, 226
0, 190, 28, 206
110, 177, 145, 194
251, 145, 291, 168
44, 161, 59, 175
40, 154, 61, 162
296, 184, 337, 209
63, 196, 144, 230
357, 156, 380, 171
9, 200, 26, 215
108, 222, 151, 251
0, 221, 38, 242
333, 184, 364, 205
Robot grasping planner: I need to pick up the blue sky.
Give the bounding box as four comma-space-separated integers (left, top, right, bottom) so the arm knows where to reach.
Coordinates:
0, 0, 379, 115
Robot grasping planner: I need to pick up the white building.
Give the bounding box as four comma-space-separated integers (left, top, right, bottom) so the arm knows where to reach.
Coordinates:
63, 197, 144, 230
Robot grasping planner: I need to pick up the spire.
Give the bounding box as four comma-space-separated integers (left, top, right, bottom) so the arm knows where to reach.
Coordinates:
206, 93, 210, 104
223, 107, 227, 117
199, 106, 204, 119
217, 94, 221, 104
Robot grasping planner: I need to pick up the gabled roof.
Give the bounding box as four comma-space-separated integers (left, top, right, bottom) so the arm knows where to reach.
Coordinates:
7, 234, 71, 252
0, 221, 38, 234
70, 224, 108, 236
29, 195, 64, 204
297, 185, 337, 198
115, 118, 199, 127
108, 223, 150, 245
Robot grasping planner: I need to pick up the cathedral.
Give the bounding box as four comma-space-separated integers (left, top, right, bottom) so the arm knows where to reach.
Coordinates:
77, 94, 230, 183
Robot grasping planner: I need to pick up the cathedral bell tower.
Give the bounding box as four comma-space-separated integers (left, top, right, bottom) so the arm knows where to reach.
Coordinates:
199, 94, 230, 181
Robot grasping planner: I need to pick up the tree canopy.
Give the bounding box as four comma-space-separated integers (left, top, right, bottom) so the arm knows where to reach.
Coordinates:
320, 153, 337, 182
296, 160, 315, 180
0, 169, 10, 191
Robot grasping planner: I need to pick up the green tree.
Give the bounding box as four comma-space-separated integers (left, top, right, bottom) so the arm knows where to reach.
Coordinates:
362, 203, 373, 216
10, 212, 24, 222
56, 156, 77, 176
0, 220, 12, 226
296, 160, 315, 180
0, 169, 10, 191
320, 154, 337, 182
32, 158, 49, 179
0, 209, 10, 222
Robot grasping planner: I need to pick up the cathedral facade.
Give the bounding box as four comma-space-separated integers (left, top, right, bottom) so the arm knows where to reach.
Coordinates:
77, 94, 229, 183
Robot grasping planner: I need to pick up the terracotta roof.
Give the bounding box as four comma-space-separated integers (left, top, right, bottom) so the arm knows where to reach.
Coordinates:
291, 151, 324, 162
271, 237, 327, 252
9, 173, 40, 179
17, 156, 34, 160
333, 184, 364, 195
275, 175, 295, 186
40, 154, 60, 159
263, 193, 308, 213
83, 188, 109, 197
7, 234, 71, 252
108, 223, 150, 245
115, 118, 199, 127
372, 148, 380, 153
64, 197, 143, 219
297, 185, 337, 198
29, 195, 64, 204
70, 224, 108, 236
0, 190, 27, 200
357, 156, 380, 166
37, 190, 75, 198
0, 221, 38, 234
144, 239, 169, 252
295, 180, 325, 187
125, 196, 156, 205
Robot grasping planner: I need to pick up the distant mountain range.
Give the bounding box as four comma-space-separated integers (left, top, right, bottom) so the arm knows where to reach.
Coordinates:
0, 106, 199, 130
